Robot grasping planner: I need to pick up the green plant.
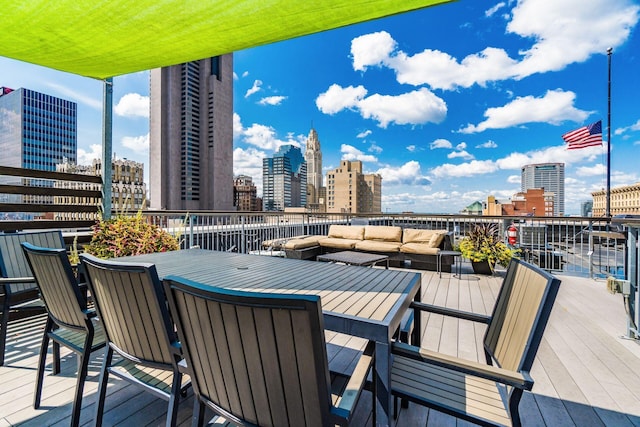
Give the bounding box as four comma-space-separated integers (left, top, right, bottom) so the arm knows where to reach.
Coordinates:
84, 211, 179, 259
458, 224, 517, 270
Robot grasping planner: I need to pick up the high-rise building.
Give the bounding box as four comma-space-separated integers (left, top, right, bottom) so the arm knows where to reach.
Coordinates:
326, 160, 382, 214
233, 175, 259, 211
149, 55, 234, 211
0, 87, 77, 206
304, 128, 323, 210
521, 163, 564, 216
262, 145, 307, 211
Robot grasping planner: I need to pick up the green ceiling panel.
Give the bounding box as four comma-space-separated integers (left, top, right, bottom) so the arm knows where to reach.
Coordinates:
0, 0, 453, 79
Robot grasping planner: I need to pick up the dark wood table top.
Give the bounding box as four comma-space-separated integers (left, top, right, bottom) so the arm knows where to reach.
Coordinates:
317, 250, 389, 266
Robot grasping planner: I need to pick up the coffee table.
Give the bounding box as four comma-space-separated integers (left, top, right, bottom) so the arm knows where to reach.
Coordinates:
317, 250, 389, 268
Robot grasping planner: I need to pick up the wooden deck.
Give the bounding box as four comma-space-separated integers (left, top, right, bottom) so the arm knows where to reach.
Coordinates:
1, 263, 640, 426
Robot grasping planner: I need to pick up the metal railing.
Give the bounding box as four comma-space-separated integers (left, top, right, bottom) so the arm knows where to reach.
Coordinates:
140, 211, 626, 279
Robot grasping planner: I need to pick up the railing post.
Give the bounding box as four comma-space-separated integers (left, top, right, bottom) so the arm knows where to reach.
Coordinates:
588, 220, 594, 278
189, 215, 195, 249
241, 215, 246, 254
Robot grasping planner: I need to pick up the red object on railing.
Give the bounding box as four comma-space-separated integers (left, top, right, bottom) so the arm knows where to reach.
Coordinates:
507, 224, 518, 246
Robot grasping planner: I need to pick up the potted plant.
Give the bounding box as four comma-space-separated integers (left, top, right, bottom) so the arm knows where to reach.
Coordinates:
84, 211, 179, 259
458, 223, 517, 274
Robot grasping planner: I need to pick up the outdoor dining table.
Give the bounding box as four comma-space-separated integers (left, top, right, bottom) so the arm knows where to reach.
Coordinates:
115, 248, 422, 426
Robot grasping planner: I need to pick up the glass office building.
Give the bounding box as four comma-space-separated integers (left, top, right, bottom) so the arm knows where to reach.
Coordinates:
0, 87, 77, 208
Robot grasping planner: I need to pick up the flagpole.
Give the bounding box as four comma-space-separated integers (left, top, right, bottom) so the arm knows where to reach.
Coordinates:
606, 47, 612, 218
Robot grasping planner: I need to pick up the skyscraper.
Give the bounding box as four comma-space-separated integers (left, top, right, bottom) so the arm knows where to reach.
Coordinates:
262, 145, 307, 211
0, 87, 77, 205
304, 128, 323, 209
326, 160, 382, 214
149, 55, 234, 210
521, 163, 564, 216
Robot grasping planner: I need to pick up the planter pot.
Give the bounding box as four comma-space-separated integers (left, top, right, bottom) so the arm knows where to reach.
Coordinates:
471, 260, 494, 275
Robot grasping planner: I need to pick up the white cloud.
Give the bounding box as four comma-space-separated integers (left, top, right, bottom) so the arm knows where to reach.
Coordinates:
507, 175, 521, 184
350, 1, 639, 90
46, 82, 102, 109
241, 123, 303, 151
430, 139, 453, 149
576, 164, 606, 176
121, 133, 149, 154
233, 113, 244, 139
357, 129, 372, 138
615, 119, 640, 135
458, 90, 591, 134
431, 160, 498, 178
476, 140, 498, 148
245, 80, 262, 98
317, 85, 446, 128
316, 84, 367, 114
341, 144, 378, 162
242, 71, 249, 78
407, 145, 417, 152
351, 31, 397, 71
233, 72, 238, 80
447, 150, 474, 160
368, 142, 383, 154
114, 93, 149, 118
233, 147, 266, 194
77, 144, 103, 165
455, 142, 467, 150
485, 2, 506, 17
375, 161, 431, 186
258, 96, 287, 106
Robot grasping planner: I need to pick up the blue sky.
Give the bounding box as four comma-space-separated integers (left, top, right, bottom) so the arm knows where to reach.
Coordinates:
1, 0, 639, 214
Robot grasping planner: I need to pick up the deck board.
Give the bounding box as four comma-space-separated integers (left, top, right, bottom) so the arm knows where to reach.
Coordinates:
1, 262, 640, 426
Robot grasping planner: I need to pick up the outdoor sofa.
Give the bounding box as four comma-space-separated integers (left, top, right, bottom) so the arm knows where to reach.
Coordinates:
281, 225, 454, 272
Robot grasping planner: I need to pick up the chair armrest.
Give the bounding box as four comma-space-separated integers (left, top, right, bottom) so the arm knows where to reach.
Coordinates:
333, 340, 375, 416
410, 301, 491, 324
392, 341, 533, 390
0, 276, 35, 284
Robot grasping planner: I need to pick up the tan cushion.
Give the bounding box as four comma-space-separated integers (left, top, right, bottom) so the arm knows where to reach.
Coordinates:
400, 243, 440, 255
364, 225, 402, 242
284, 238, 320, 250
355, 240, 402, 253
402, 229, 447, 247
318, 237, 361, 249
328, 225, 365, 240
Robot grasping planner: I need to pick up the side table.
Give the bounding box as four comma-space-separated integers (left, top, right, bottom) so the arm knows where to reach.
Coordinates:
438, 250, 462, 278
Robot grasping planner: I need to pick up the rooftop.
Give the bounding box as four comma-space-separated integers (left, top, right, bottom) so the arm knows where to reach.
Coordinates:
2, 264, 639, 426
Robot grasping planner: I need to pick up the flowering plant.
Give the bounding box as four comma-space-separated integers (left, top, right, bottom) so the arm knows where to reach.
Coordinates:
458, 223, 517, 270
84, 211, 179, 258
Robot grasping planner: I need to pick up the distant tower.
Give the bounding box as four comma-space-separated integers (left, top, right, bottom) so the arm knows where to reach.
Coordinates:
304, 128, 323, 208
262, 145, 307, 211
149, 55, 234, 210
521, 163, 564, 216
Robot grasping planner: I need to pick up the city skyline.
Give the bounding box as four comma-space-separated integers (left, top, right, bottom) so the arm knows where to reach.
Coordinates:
1, 0, 639, 214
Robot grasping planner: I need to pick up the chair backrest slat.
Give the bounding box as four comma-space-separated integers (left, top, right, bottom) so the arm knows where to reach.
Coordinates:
0, 231, 64, 293
21, 243, 87, 331
484, 258, 561, 373
80, 254, 178, 367
165, 276, 332, 427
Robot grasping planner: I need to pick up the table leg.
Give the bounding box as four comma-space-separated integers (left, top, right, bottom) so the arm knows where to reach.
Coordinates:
375, 341, 392, 426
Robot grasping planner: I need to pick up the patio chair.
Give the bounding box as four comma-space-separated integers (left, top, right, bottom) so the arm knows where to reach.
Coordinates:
163, 275, 375, 427
0, 230, 65, 366
21, 242, 106, 427
391, 258, 561, 427
79, 253, 189, 427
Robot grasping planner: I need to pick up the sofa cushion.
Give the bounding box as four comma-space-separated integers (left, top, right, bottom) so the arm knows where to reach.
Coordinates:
400, 243, 440, 255
402, 229, 448, 247
318, 237, 361, 250
328, 225, 365, 240
364, 225, 402, 242
284, 238, 320, 250
355, 240, 402, 253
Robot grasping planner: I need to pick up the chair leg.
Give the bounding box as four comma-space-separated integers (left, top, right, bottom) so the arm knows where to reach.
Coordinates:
52, 340, 61, 375
0, 297, 10, 367
191, 398, 205, 427
93, 346, 113, 427
34, 318, 53, 409
70, 335, 93, 427
165, 373, 182, 427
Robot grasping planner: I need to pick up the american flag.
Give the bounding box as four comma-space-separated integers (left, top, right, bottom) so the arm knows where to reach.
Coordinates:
562, 120, 603, 150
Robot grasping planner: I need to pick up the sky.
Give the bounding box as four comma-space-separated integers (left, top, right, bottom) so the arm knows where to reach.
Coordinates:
1, 0, 639, 215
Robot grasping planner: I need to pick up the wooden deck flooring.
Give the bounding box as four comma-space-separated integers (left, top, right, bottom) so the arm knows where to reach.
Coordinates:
1, 263, 640, 426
